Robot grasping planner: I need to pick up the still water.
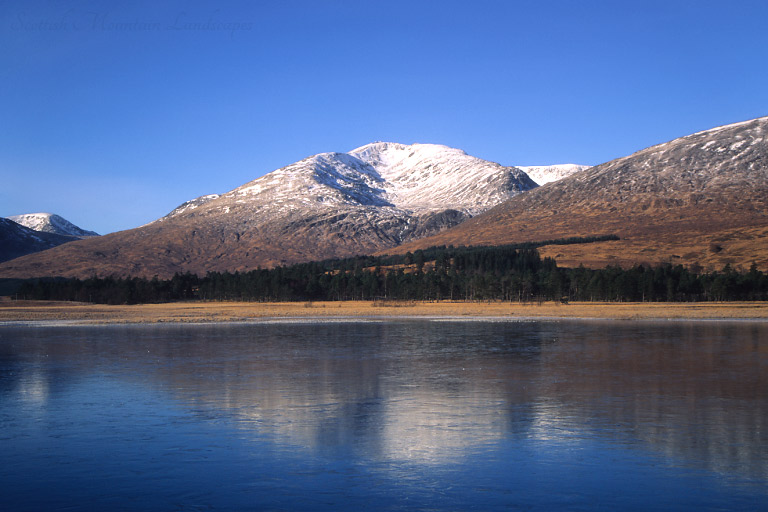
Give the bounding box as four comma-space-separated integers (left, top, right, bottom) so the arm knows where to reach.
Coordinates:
1, 319, 767, 511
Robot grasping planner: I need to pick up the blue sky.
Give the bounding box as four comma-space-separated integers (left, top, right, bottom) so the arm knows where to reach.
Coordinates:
2, 0, 767, 234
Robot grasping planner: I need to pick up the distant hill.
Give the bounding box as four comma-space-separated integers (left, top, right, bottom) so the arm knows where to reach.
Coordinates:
394, 116, 768, 271
8, 212, 99, 238
0, 218, 82, 263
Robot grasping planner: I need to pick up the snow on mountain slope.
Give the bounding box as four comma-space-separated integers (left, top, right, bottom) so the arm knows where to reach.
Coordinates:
7, 213, 99, 237
0, 217, 82, 263
0, 142, 538, 278
162, 142, 537, 224
351, 142, 536, 213
230, 152, 392, 209
162, 194, 221, 219
517, 164, 590, 186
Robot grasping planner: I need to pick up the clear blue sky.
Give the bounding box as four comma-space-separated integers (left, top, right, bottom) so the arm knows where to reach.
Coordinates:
2, 0, 767, 234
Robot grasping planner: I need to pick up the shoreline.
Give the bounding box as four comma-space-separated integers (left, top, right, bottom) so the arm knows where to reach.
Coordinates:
2, 300, 768, 325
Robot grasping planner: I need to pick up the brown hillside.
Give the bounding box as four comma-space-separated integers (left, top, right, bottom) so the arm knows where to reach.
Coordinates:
392, 116, 768, 271
0, 209, 405, 279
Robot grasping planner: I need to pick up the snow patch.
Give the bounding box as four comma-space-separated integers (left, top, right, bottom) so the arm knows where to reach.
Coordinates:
518, 164, 590, 186
688, 117, 763, 137
159, 141, 542, 240
729, 140, 748, 151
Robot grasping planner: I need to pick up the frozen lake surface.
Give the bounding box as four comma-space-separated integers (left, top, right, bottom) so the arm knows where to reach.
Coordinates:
1, 319, 767, 511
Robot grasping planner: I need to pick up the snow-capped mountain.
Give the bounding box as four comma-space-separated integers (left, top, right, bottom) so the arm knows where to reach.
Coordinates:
349, 142, 535, 213
518, 164, 590, 186
161, 142, 536, 223
0, 217, 82, 263
0, 142, 537, 278
8, 213, 99, 238
5, 115, 768, 278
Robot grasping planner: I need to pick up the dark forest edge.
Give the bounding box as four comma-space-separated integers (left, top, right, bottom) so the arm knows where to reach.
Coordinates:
5, 235, 768, 304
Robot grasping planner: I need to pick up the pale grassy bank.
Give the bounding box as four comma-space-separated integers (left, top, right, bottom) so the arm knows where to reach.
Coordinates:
2, 300, 768, 324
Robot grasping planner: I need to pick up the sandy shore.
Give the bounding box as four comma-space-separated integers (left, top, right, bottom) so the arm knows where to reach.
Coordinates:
1, 300, 768, 324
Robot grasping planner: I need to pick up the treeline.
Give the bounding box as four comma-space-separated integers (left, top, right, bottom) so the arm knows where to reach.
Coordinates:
14, 237, 768, 304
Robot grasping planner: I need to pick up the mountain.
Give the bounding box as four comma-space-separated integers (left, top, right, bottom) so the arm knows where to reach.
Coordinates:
0, 142, 537, 278
158, 142, 535, 221
393, 116, 768, 271
0, 218, 83, 263
518, 164, 590, 186
8, 213, 99, 237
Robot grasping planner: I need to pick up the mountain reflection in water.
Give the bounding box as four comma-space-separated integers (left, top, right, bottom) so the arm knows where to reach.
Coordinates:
1, 319, 766, 510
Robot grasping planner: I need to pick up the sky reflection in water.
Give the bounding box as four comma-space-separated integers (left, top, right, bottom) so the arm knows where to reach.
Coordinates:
1, 320, 767, 511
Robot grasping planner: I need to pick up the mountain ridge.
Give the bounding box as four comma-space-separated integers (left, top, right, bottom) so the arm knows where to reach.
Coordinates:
8, 213, 99, 238
392, 116, 768, 271
3, 115, 766, 279
0, 142, 538, 278
0, 218, 83, 263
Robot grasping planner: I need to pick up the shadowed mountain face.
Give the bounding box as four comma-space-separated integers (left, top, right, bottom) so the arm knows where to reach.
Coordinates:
0, 218, 82, 263
395, 116, 768, 271
7, 213, 99, 238
0, 143, 536, 278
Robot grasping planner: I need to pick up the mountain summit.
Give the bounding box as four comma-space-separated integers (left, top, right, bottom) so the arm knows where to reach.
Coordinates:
0, 218, 85, 263
1, 213, 99, 263
0, 143, 536, 278
8, 213, 99, 238
159, 142, 536, 223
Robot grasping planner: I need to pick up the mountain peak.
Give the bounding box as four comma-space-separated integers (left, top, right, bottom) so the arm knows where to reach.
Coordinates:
517, 164, 590, 186
7, 212, 99, 238
0, 217, 89, 263
349, 142, 468, 169
0, 141, 538, 278
162, 141, 537, 223
348, 141, 409, 155
346, 141, 535, 213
